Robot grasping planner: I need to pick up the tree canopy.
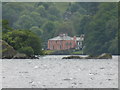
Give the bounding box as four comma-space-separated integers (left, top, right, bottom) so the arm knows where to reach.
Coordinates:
2, 2, 119, 55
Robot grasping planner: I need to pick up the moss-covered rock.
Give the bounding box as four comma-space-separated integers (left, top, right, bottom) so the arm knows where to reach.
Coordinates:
1, 40, 17, 59
62, 56, 83, 59
62, 53, 112, 59
0, 40, 39, 59
84, 55, 98, 59
97, 53, 112, 59
13, 53, 27, 59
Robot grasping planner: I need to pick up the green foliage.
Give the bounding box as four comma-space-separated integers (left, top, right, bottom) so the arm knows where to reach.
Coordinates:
43, 50, 56, 55
48, 6, 61, 18
54, 2, 69, 13
30, 26, 43, 36
2, 20, 13, 33
15, 15, 34, 29
84, 3, 118, 55
3, 30, 42, 55
2, 2, 119, 55
41, 21, 56, 43
72, 50, 83, 55
55, 22, 76, 36
18, 47, 34, 56
70, 3, 79, 13
118, 30, 120, 54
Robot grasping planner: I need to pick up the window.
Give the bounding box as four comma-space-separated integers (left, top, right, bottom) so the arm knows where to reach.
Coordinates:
70, 42, 72, 46
53, 46, 54, 49
66, 42, 69, 46
60, 45, 62, 49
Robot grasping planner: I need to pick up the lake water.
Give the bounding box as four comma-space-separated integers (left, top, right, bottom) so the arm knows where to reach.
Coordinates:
2, 55, 118, 88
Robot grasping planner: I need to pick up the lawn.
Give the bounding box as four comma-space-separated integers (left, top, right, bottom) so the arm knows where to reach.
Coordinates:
72, 50, 83, 55
43, 50, 56, 55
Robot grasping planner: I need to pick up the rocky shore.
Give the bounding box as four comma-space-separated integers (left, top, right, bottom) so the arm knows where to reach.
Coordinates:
1, 40, 112, 59
62, 53, 112, 59
1, 40, 38, 59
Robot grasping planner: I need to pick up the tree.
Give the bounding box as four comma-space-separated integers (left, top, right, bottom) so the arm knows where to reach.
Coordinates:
30, 26, 43, 37
34, 2, 51, 10
36, 5, 47, 17
2, 20, 13, 33
48, 6, 61, 18
108, 36, 118, 55
42, 21, 56, 43
84, 3, 118, 55
14, 15, 34, 29
77, 2, 99, 15
55, 22, 76, 36
2, 2, 119, 55
2, 3, 27, 27
3, 30, 43, 55
70, 3, 79, 13
18, 47, 34, 56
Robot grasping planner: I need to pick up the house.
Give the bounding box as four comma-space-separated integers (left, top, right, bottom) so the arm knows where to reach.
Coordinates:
48, 34, 84, 50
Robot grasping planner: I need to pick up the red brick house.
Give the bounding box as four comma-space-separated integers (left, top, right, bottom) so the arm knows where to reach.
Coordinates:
48, 34, 84, 50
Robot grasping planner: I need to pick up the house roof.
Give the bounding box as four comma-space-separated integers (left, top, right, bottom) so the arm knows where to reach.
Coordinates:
49, 35, 73, 40
49, 34, 84, 41
76, 37, 84, 41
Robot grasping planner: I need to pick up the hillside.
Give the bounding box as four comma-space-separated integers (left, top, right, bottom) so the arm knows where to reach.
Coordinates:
54, 2, 69, 14
2, 2, 119, 55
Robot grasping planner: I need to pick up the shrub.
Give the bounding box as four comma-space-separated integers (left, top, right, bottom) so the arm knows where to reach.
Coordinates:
18, 47, 34, 56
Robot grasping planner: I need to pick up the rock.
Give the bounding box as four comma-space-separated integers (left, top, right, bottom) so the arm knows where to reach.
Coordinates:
13, 54, 39, 59
62, 56, 83, 59
62, 53, 112, 59
30, 55, 39, 59
84, 55, 97, 59
1, 40, 39, 59
1, 40, 17, 59
13, 53, 27, 59
97, 53, 112, 59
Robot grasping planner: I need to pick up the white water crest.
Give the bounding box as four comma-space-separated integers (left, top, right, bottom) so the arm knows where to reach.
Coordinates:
2, 55, 118, 88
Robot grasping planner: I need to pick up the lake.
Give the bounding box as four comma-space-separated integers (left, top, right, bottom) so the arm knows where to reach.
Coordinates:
2, 55, 118, 88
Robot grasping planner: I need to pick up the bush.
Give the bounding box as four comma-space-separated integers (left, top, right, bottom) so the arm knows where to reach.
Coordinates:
18, 47, 34, 56
3, 30, 43, 55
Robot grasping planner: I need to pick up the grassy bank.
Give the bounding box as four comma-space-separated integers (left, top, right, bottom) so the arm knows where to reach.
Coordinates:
43, 49, 83, 55
72, 50, 83, 55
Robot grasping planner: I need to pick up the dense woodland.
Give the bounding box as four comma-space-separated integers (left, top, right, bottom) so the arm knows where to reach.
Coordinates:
2, 2, 119, 55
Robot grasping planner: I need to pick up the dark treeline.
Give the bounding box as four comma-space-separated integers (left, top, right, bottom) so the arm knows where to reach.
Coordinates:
2, 2, 119, 55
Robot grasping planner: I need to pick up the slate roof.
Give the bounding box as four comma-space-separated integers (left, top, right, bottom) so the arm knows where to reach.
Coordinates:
49, 35, 73, 40
49, 34, 84, 41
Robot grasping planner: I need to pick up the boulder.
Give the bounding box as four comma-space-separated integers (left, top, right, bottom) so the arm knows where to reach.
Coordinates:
62, 56, 83, 59
1, 40, 17, 59
1, 40, 39, 59
62, 53, 112, 59
13, 53, 39, 59
84, 55, 97, 59
97, 53, 112, 59
13, 53, 27, 59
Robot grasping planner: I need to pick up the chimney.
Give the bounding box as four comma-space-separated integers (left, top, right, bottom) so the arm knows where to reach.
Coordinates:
59, 34, 63, 37
80, 34, 85, 41
59, 33, 68, 37
73, 36, 76, 40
